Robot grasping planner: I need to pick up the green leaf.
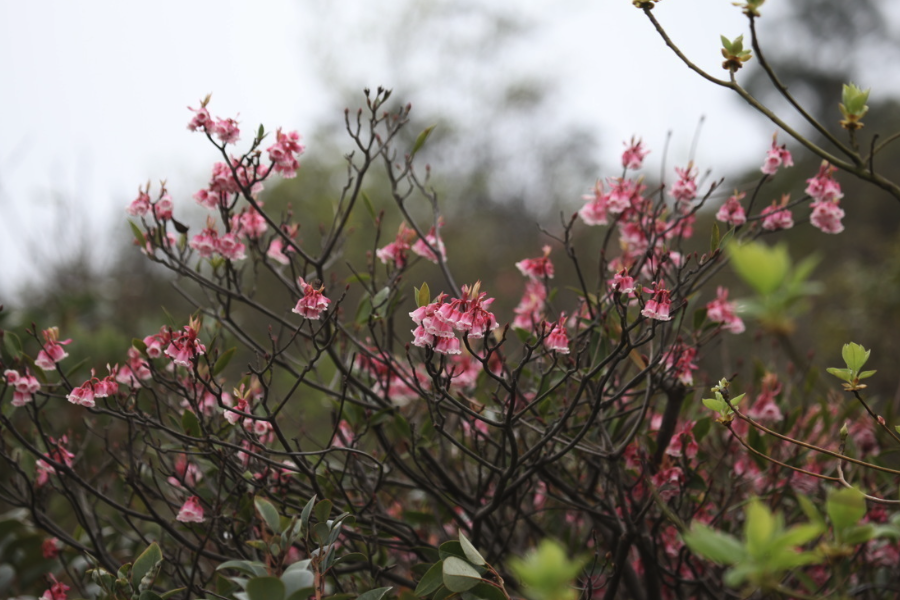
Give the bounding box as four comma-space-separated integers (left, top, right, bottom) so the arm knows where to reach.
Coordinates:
411, 125, 437, 157
160, 589, 187, 600
710, 222, 720, 254
256, 497, 283, 534
682, 525, 745, 565
438, 541, 467, 562
216, 560, 268, 577
131, 542, 162, 590
841, 342, 871, 372
841, 524, 875, 545
139, 592, 163, 600
3, 331, 23, 358
129, 220, 147, 248
467, 583, 507, 600
744, 499, 775, 559
442, 557, 481, 593
727, 241, 790, 295
702, 397, 727, 414
300, 495, 317, 537
416, 283, 431, 308
281, 567, 315, 597
357, 587, 393, 600
858, 370, 877, 380
827, 487, 866, 533
692, 307, 708, 331
314, 499, 333, 525
246, 577, 286, 600
415, 561, 445, 597
458, 532, 486, 566
826, 367, 853, 383
181, 410, 201, 437
213, 347, 237, 376
361, 192, 377, 222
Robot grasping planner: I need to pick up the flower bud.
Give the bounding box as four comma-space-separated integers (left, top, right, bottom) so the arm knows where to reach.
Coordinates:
839, 421, 849, 441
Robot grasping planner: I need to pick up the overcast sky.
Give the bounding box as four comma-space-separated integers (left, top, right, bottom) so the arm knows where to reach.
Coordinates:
0, 0, 809, 297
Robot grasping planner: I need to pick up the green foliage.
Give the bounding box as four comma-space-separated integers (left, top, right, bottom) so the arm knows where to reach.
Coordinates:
683, 498, 823, 591
507, 540, 586, 600
826, 341, 876, 390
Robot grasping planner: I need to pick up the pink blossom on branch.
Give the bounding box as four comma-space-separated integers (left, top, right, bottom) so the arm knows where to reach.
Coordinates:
760, 133, 793, 175
761, 195, 794, 231
543, 314, 570, 354
4, 369, 40, 407
410, 227, 447, 264
810, 199, 845, 234
292, 277, 331, 320
578, 180, 609, 226
805, 161, 843, 203
669, 164, 697, 205
267, 128, 305, 178
165, 316, 207, 367
39, 574, 70, 600
641, 282, 673, 321
376, 223, 417, 268
715, 191, 747, 227
176, 496, 205, 523
621, 136, 650, 170
515, 245, 555, 280
705, 286, 745, 334
35, 327, 72, 371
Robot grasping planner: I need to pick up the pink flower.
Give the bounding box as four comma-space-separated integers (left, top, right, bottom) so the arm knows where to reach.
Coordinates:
67, 381, 95, 408
267, 128, 305, 178
433, 335, 462, 355
621, 137, 650, 170
213, 117, 240, 145
410, 227, 447, 264
715, 191, 747, 227
224, 396, 250, 425
515, 245, 554, 280
663, 342, 697, 385
669, 164, 697, 204
666, 421, 698, 460
512, 280, 547, 330
34, 327, 72, 371
215, 232, 246, 261
810, 200, 845, 234
187, 104, 213, 132
805, 161, 843, 202
164, 316, 207, 367
232, 205, 268, 239
190, 223, 220, 258
42, 537, 62, 559
377, 223, 417, 268
760, 133, 793, 175
641, 282, 673, 321
292, 277, 331, 320
127, 189, 152, 216
608, 268, 636, 295
154, 194, 174, 221
544, 314, 570, 354
761, 196, 794, 231
705, 286, 744, 334
40, 574, 70, 600
143, 331, 167, 358
578, 180, 609, 226
650, 466, 684, 501
167, 455, 202, 488
5, 369, 40, 406
436, 283, 498, 339
176, 496, 205, 523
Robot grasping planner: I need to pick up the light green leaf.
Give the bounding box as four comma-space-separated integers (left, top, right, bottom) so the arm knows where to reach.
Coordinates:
727, 241, 790, 295
442, 557, 482, 593
827, 487, 866, 533
416, 283, 431, 308
415, 561, 445, 597
458, 532, 486, 566
826, 367, 853, 383
682, 525, 745, 565
744, 499, 775, 559
411, 125, 437, 157
841, 342, 870, 373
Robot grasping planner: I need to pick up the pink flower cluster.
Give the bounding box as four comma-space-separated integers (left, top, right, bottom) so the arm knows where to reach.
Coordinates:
621, 137, 650, 170
663, 342, 698, 385
126, 184, 175, 222
760, 133, 794, 175
163, 317, 207, 367
705, 286, 744, 334
292, 277, 331, 320
267, 128, 305, 178
543, 314, 570, 354
669, 164, 698, 205
3, 369, 40, 407
193, 159, 268, 209
115, 346, 152, 388
34, 327, 71, 371
190, 217, 247, 261
806, 162, 845, 234
761, 195, 794, 231
377, 223, 448, 267
641, 282, 673, 321
40, 574, 70, 600
188, 103, 242, 145
578, 177, 648, 226
355, 350, 419, 405
411, 283, 499, 355
67, 366, 119, 408
35, 436, 74, 487
715, 190, 747, 227
266, 224, 300, 265
515, 245, 554, 280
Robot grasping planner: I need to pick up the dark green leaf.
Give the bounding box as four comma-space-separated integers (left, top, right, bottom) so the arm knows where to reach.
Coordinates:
139, 592, 163, 600
216, 560, 268, 577
361, 192, 377, 222
357, 587, 393, 600
182, 410, 201, 437
213, 347, 237, 376
246, 577, 286, 600
314, 499, 333, 524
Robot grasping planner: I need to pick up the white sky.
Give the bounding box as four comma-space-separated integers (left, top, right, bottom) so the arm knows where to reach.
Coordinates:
0, 0, 809, 297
